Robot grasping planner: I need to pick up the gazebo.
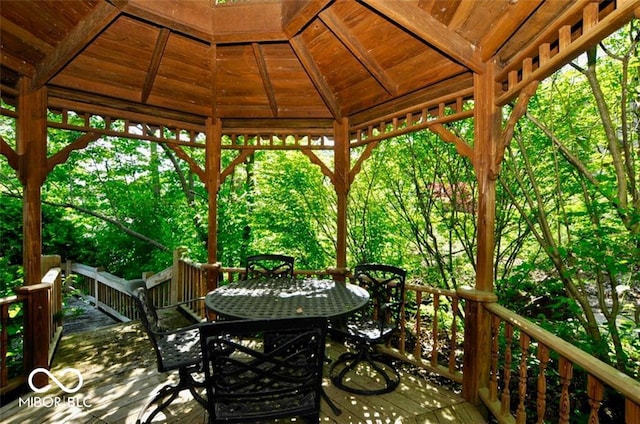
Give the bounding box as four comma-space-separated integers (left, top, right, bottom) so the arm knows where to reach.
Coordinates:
2, 0, 640, 421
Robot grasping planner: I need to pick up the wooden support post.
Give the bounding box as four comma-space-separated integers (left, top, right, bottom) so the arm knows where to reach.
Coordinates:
17, 284, 51, 389
334, 118, 350, 282
205, 117, 222, 291
17, 77, 48, 286
172, 247, 187, 303
460, 60, 502, 405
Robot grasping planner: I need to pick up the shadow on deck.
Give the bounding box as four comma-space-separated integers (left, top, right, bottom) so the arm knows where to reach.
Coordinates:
0, 320, 486, 423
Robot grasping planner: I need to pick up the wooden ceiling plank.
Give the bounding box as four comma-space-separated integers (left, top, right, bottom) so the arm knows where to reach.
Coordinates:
252, 43, 279, 117
319, 8, 399, 96
360, 0, 485, 74
31, 1, 121, 89
141, 28, 171, 104
290, 35, 341, 119
479, 0, 544, 61
210, 44, 218, 118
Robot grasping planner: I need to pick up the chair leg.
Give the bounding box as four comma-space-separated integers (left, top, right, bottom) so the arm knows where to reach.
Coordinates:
329, 347, 400, 396
136, 367, 205, 423
321, 388, 342, 416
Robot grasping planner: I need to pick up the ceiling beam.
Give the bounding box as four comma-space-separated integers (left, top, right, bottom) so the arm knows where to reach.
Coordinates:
283, 0, 333, 37
0, 17, 54, 56
290, 35, 341, 119
1, 52, 35, 77
118, 0, 212, 42
141, 28, 170, 104
252, 43, 279, 117
32, 1, 121, 89
319, 8, 399, 96
360, 0, 485, 74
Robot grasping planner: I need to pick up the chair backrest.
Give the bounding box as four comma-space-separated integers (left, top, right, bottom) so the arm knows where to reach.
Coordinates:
126, 279, 165, 366
126, 279, 161, 333
199, 317, 327, 423
244, 254, 294, 279
352, 264, 407, 329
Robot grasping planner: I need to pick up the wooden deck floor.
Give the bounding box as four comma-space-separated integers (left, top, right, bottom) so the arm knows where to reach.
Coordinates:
0, 321, 485, 423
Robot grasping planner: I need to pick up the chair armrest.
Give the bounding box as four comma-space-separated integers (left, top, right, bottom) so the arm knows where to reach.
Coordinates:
156, 296, 206, 310
150, 321, 204, 337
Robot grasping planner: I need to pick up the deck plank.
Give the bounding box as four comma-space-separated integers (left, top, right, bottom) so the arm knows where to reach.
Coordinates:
0, 321, 486, 423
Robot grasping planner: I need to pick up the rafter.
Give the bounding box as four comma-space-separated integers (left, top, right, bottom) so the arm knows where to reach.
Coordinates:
32, 1, 120, 89
290, 35, 341, 119
252, 43, 278, 117
360, 0, 484, 74
319, 8, 399, 96
141, 28, 171, 104
283, 0, 333, 38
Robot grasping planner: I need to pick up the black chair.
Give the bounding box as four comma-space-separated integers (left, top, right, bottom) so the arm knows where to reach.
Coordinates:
199, 317, 327, 423
126, 279, 206, 424
329, 264, 407, 395
244, 254, 294, 279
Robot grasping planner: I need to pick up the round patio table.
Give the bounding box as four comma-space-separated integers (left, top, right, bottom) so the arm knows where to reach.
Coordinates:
205, 277, 369, 320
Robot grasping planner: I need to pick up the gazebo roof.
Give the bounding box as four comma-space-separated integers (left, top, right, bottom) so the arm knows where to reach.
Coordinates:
2, 0, 636, 136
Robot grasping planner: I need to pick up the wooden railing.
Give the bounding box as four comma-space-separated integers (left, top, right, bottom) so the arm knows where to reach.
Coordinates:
380, 282, 464, 384
0, 255, 63, 394
480, 302, 640, 424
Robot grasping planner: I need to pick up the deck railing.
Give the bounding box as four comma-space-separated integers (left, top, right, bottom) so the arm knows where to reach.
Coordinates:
480, 302, 640, 424
0, 255, 63, 394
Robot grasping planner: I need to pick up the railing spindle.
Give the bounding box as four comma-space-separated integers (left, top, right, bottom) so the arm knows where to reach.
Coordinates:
536, 343, 549, 424
587, 375, 604, 424
558, 356, 573, 424
501, 322, 514, 417
490, 314, 500, 402
516, 333, 530, 424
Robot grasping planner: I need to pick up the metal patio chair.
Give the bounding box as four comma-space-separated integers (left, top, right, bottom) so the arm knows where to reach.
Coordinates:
126, 279, 206, 423
244, 254, 295, 279
199, 317, 327, 423
329, 263, 407, 395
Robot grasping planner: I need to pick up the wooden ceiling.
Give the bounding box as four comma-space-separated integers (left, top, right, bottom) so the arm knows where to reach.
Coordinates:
1, 0, 638, 134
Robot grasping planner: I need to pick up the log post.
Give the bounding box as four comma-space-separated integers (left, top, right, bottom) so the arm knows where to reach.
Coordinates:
17, 283, 51, 389
333, 118, 350, 282
460, 60, 502, 405
17, 77, 48, 287
205, 117, 222, 291
172, 247, 187, 303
